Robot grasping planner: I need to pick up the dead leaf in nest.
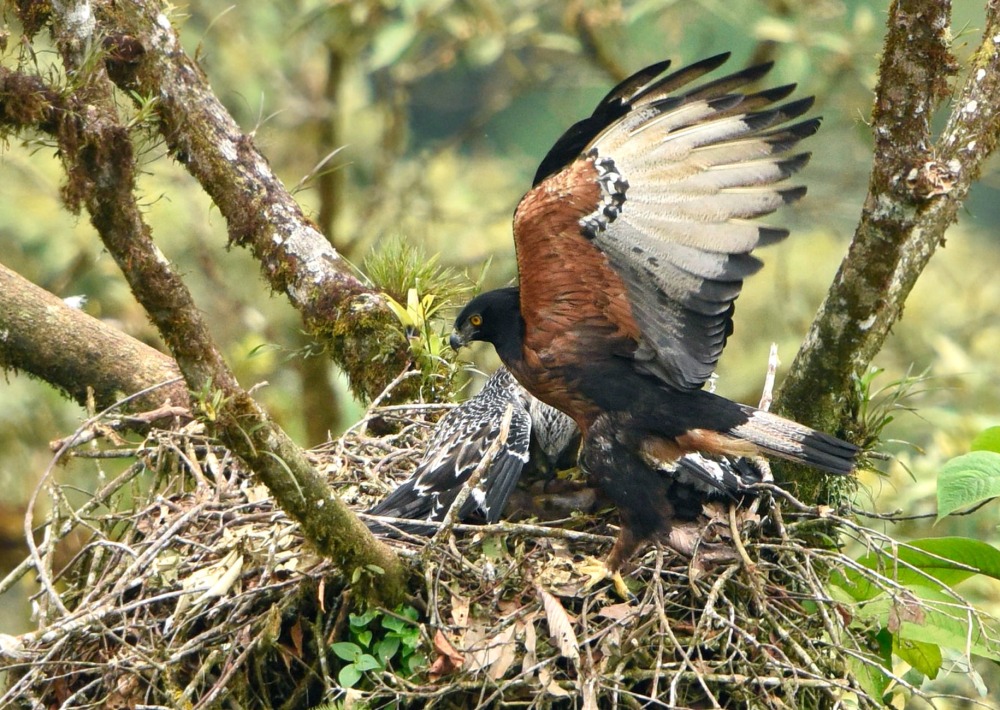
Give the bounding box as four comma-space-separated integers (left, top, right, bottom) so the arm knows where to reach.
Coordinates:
428, 630, 464, 681
463, 620, 518, 678
245, 484, 270, 504
290, 619, 304, 658
597, 602, 636, 621
519, 615, 538, 678
536, 585, 580, 663
450, 591, 470, 628
478, 625, 518, 680
539, 666, 572, 697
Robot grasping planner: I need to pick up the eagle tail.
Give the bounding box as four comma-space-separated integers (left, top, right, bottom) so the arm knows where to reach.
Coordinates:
729, 405, 858, 475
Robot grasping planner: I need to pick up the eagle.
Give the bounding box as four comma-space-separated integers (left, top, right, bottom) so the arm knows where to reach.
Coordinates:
366, 367, 770, 543
448, 54, 859, 580
365, 367, 578, 536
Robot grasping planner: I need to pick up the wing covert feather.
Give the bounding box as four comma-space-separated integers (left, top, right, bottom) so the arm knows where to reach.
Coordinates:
514, 56, 818, 391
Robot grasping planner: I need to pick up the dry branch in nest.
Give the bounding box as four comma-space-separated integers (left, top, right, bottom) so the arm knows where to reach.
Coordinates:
0, 403, 992, 709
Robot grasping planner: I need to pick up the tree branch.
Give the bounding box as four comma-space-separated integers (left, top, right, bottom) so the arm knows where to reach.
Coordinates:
90, 0, 413, 402
776, 1, 1000, 447
12, 0, 406, 605
0, 261, 190, 413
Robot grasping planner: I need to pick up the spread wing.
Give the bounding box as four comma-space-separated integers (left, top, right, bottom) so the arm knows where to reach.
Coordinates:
514, 56, 818, 392
367, 368, 531, 534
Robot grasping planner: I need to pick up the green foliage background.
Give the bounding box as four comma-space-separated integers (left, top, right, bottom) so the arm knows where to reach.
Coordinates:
2, 0, 999, 701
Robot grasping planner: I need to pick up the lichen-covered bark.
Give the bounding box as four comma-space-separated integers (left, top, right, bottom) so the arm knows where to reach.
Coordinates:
0, 261, 190, 412
777, 1, 1000, 454
90, 0, 411, 402
9, 0, 406, 605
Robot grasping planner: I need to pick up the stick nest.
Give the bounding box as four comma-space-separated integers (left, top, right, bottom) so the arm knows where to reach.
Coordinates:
0, 403, 936, 709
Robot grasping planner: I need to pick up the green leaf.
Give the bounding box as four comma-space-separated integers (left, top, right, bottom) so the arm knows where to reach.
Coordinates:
848, 628, 894, 701
397, 627, 421, 649
971, 427, 1000, 454
480, 535, 504, 559
356, 630, 373, 648
382, 616, 406, 633
848, 651, 891, 703
354, 653, 382, 672
331, 642, 361, 663
893, 637, 942, 680
405, 652, 428, 674
376, 635, 401, 664
831, 537, 1000, 601
338, 664, 362, 689
851, 591, 1000, 662
937, 451, 1000, 521
349, 610, 378, 629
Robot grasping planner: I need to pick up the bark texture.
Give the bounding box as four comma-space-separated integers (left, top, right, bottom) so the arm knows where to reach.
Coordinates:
93, 0, 411, 402
0, 262, 189, 412
776, 0, 1000, 447
3, 0, 406, 605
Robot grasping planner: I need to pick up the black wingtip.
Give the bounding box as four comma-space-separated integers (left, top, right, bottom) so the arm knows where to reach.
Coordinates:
779, 185, 808, 204
750, 83, 798, 104
601, 58, 675, 107
757, 226, 790, 247
779, 151, 813, 176
777, 96, 816, 121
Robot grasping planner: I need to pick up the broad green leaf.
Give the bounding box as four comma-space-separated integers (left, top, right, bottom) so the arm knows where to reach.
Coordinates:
382, 616, 407, 633
354, 653, 382, 672
831, 537, 1000, 602
971, 427, 1000, 454
893, 637, 942, 680
376, 636, 401, 664
331, 642, 361, 663
405, 652, 428, 674
937, 451, 1000, 522
848, 654, 891, 703
356, 630, 373, 648
851, 592, 1000, 662
849, 630, 892, 703
338, 664, 362, 689
349, 610, 377, 629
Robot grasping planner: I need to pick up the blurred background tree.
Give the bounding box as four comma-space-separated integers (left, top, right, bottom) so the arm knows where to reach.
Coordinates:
2, 0, 999, 699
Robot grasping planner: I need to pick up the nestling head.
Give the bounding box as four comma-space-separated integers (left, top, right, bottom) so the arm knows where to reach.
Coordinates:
450, 287, 522, 354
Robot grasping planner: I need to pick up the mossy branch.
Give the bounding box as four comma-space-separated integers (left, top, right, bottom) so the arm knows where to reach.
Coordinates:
8, 1, 406, 605
0, 261, 190, 414
88, 0, 412, 402
776, 1, 1000, 453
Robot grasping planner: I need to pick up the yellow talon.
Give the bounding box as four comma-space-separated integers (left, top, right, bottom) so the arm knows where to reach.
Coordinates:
611, 570, 632, 601
578, 555, 611, 590
578, 556, 635, 601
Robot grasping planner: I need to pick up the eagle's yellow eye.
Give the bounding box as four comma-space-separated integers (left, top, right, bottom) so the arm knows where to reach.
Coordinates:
469, 314, 483, 327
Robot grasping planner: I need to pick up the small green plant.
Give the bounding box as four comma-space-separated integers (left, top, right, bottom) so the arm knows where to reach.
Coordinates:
851, 366, 930, 450
331, 605, 425, 690
827, 427, 1000, 703
364, 235, 476, 399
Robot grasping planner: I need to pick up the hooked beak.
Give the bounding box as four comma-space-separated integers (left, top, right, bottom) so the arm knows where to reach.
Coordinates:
450, 319, 476, 351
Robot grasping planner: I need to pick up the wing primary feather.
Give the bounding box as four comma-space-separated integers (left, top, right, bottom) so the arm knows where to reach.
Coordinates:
632, 52, 732, 103
679, 61, 774, 100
